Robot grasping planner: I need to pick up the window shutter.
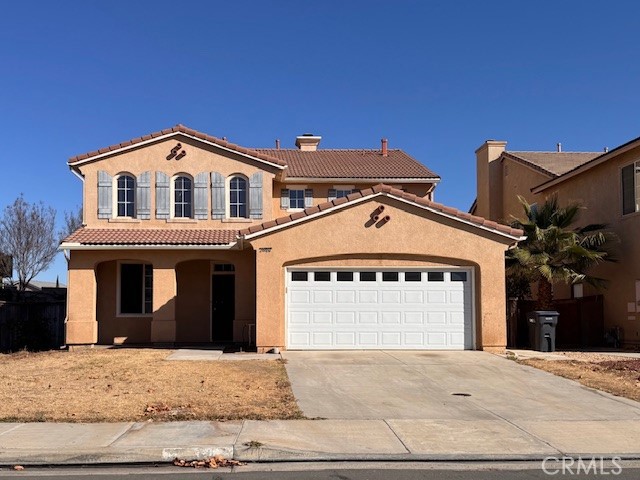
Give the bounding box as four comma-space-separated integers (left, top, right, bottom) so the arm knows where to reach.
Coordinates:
280, 189, 290, 209
97, 171, 112, 219
304, 189, 313, 208
194, 172, 209, 220
155, 172, 170, 219
249, 172, 263, 219
136, 171, 151, 220
622, 164, 635, 215
211, 172, 225, 219
328, 188, 337, 202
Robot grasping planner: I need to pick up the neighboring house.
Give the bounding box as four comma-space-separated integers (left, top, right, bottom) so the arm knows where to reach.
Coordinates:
473, 138, 640, 347
61, 125, 523, 352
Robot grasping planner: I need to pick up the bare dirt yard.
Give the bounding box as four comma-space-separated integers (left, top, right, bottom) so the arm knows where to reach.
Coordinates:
519, 352, 640, 403
0, 348, 303, 422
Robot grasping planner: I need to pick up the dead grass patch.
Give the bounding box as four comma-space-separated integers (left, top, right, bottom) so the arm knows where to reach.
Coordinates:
520, 357, 640, 403
0, 348, 303, 422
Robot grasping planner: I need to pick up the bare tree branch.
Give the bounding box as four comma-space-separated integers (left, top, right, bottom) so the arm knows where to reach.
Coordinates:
0, 195, 59, 291
63, 206, 83, 238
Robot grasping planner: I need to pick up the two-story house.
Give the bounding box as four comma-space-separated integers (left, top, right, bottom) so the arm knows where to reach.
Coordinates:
61, 125, 523, 352
473, 136, 640, 347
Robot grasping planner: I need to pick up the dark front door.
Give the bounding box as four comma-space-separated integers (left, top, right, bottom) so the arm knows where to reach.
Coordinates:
212, 275, 235, 342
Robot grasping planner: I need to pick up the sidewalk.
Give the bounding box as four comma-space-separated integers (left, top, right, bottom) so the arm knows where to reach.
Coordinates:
1, 417, 640, 466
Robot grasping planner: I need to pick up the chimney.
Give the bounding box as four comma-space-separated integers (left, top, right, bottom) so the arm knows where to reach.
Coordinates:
381, 138, 388, 157
295, 133, 321, 151
557, 142, 562, 152
275, 139, 280, 150
475, 140, 507, 220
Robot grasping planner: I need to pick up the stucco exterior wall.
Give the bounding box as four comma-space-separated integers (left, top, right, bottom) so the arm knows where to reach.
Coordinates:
76, 134, 278, 229
538, 147, 640, 345
67, 249, 255, 345
500, 159, 553, 224
248, 196, 515, 352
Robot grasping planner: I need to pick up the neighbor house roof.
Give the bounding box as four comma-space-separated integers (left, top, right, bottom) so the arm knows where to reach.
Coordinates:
532, 134, 640, 193
503, 151, 602, 177
240, 184, 524, 241
67, 124, 287, 169
61, 228, 238, 246
254, 149, 440, 180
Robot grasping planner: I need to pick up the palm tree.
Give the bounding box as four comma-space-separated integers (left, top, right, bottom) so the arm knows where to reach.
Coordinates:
507, 195, 617, 310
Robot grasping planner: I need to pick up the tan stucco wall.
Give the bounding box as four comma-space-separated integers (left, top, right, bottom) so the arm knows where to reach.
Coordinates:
249, 196, 515, 352
76, 134, 278, 229
475, 141, 507, 219
272, 181, 434, 214
500, 159, 553, 225
66, 249, 255, 345
538, 147, 640, 345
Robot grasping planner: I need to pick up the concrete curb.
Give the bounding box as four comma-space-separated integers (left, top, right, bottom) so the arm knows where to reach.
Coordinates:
2, 445, 640, 467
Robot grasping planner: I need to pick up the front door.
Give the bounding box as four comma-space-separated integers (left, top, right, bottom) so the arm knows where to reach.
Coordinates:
212, 274, 235, 342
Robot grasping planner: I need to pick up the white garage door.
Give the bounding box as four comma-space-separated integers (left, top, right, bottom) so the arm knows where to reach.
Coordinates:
286, 269, 474, 350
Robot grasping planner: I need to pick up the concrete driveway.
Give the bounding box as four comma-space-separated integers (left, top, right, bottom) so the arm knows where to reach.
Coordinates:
282, 350, 640, 422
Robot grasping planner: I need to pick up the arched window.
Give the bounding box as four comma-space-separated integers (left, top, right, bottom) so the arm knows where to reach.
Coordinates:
174, 176, 192, 218
229, 176, 248, 218
116, 175, 135, 217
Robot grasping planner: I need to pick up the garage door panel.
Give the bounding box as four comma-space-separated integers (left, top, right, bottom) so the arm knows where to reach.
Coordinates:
358, 312, 379, 324
288, 268, 473, 350
336, 291, 356, 303
359, 291, 378, 303
313, 290, 333, 303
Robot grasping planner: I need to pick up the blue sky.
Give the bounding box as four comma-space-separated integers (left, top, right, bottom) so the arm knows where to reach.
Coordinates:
2, 0, 640, 283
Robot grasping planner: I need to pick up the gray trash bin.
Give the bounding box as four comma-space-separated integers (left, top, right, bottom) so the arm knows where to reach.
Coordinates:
527, 311, 559, 352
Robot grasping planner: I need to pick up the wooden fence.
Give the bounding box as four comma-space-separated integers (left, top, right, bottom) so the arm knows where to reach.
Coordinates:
508, 295, 604, 349
0, 301, 66, 352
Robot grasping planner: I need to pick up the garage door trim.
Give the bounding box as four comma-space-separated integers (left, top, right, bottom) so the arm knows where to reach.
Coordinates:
285, 266, 476, 350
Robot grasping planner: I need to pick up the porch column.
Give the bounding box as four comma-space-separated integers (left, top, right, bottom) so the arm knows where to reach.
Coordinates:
151, 266, 177, 343
66, 266, 97, 345
255, 249, 284, 353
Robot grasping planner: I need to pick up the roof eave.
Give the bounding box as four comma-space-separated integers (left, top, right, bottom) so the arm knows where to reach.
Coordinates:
58, 242, 238, 251
68, 131, 287, 171
282, 177, 441, 184
242, 192, 523, 242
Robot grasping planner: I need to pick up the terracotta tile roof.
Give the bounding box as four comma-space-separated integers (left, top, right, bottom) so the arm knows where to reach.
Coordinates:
62, 228, 238, 246
68, 125, 287, 168
254, 149, 439, 179
504, 151, 601, 177
240, 184, 524, 239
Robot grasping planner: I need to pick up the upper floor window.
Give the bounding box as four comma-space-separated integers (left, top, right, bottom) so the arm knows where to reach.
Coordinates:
328, 185, 354, 201
289, 189, 305, 209
622, 161, 640, 215
229, 176, 248, 218
174, 175, 192, 218
116, 174, 135, 217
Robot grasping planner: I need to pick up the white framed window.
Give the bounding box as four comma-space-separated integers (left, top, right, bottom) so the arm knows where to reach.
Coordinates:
621, 161, 640, 215
289, 189, 305, 209
328, 185, 355, 201
115, 174, 135, 218
119, 262, 153, 315
173, 175, 193, 218
229, 175, 248, 218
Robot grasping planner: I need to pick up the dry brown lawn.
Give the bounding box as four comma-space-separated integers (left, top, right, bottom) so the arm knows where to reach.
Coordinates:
0, 348, 303, 422
520, 357, 640, 403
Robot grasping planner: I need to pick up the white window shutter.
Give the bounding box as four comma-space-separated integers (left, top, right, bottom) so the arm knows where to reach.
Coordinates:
155, 172, 170, 219
194, 172, 209, 220
211, 172, 225, 219
97, 171, 112, 219
280, 189, 290, 209
304, 189, 313, 208
249, 172, 263, 219
136, 171, 151, 220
